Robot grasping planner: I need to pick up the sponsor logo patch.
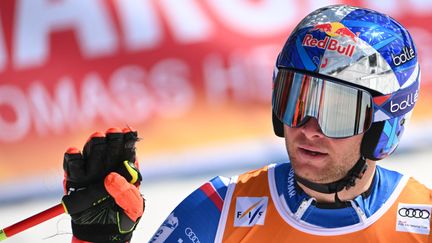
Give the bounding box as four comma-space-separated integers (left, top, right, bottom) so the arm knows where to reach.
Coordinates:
234, 197, 268, 227
396, 203, 431, 235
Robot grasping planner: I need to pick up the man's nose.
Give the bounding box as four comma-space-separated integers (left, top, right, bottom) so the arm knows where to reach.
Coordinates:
300, 117, 325, 139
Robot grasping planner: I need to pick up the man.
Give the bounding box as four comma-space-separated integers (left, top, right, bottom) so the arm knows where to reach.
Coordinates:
62, 4, 431, 243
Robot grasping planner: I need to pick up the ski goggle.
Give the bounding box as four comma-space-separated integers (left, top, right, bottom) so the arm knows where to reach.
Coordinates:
272, 69, 373, 138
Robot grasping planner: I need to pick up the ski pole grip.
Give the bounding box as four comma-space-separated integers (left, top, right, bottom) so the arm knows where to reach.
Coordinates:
0, 203, 65, 241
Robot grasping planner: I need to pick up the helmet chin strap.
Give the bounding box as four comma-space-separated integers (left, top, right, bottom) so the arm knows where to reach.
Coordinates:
294, 156, 368, 204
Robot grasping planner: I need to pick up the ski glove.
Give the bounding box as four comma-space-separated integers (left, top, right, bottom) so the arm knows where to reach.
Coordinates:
62, 127, 144, 243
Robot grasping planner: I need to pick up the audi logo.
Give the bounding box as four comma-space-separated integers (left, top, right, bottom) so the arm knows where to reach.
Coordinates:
398, 208, 430, 219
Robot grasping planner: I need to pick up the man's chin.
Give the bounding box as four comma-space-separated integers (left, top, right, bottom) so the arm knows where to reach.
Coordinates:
290, 158, 334, 182
292, 164, 322, 179
292, 163, 349, 184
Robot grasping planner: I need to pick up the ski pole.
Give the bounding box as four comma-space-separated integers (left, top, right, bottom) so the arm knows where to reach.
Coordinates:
0, 203, 65, 241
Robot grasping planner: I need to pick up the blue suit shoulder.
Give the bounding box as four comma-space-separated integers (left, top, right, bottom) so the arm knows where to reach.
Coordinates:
149, 176, 229, 243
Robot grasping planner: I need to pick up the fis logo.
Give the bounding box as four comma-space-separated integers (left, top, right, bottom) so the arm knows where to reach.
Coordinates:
234, 197, 268, 227
302, 22, 358, 57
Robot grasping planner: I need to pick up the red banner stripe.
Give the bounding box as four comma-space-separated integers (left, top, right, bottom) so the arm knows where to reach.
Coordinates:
199, 182, 224, 212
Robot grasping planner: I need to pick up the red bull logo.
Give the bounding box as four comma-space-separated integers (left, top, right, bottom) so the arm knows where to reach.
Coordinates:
303, 22, 358, 57
311, 23, 333, 33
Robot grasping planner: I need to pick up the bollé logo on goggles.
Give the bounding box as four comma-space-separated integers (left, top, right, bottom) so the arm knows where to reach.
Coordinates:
302, 22, 358, 57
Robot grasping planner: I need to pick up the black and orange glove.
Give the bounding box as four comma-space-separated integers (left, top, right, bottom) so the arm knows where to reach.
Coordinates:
62, 127, 144, 243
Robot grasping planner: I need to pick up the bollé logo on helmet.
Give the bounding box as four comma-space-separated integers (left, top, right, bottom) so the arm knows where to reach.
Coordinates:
390, 89, 418, 113
302, 22, 358, 57
391, 46, 415, 66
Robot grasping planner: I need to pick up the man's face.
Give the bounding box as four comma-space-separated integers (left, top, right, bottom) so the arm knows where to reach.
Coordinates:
284, 118, 363, 183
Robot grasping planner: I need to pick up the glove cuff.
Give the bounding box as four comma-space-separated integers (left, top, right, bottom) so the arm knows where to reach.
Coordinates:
71, 222, 134, 243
